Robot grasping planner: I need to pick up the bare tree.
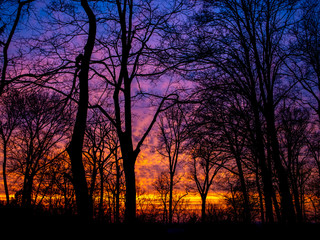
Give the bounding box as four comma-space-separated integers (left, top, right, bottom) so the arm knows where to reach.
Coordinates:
189, 0, 299, 223
83, 110, 122, 222
153, 171, 170, 222
92, 0, 186, 222
104, 144, 124, 223
42, 151, 76, 215
2, 0, 185, 222
278, 100, 312, 222
189, 138, 225, 222
0, 90, 21, 203
156, 104, 188, 223
153, 170, 187, 223
291, 0, 320, 121
193, 83, 257, 223
0, 0, 35, 95
64, 0, 96, 221
8, 90, 70, 208
0, 1, 36, 201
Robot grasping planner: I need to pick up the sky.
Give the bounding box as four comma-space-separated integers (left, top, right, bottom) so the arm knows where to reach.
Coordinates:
0, 0, 229, 208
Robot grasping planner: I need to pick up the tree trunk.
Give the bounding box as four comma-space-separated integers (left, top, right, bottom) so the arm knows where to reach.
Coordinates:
2, 141, 9, 204
292, 183, 303, 223
251, 98, 274, 223
265, 109, 296, 223
67, 57, 92, 219
255, 167, 265, 223
0, 1, 24, 94
201, 194, 207, 222
271, 187, 281, 222
115, 153, 121, 223
67, 0, 96, 221
234, 154, 251, 223
68, 142, 91, 220
169, 173, 174, 224
123, 154, 136, 223
21, 174, 33, 207
98, 164, 104, 221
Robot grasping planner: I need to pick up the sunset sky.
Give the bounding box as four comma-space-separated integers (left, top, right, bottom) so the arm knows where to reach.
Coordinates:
1, 0, 320, 224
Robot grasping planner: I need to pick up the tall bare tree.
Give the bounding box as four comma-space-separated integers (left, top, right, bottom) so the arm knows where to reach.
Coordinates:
0, 90, 21, 203
92, 0, 186, 222
8, 90, 69, 207
189, 138, 225, 222
157, 104, 188, 223
83, 110, 122, 222
278, 100, 312, 222
189, 0, 299, 223
65, 0, 96, 221
291, 0, 320, 121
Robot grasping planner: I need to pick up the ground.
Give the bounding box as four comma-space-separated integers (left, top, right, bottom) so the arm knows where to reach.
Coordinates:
0, 206, 318, 239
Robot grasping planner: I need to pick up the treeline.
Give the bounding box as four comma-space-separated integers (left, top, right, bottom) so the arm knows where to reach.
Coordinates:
0, 0, 320, 224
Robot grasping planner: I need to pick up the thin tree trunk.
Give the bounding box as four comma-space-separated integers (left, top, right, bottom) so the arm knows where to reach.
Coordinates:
169, 173, 174, 224
89, 154, 97, 212
292, 183, 303, 223
1, 1, 24, 94
234, 154, 251, 223
2, 141, 9, 204
115, 152, 121, 223
67, 0, 96, 221
98, 163, 104, 220
255, 167, 265, 223
271, 187, 281, 222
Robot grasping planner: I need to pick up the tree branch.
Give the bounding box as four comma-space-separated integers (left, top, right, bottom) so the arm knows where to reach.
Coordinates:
134, 93, 179, 154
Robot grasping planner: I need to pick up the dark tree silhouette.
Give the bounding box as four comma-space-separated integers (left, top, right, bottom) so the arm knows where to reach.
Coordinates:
0, 90, 21, 203
0, 0, 35, 95
2, 0, 320, 226
92, 0, 186, 222
278, 100, 312, 222
8, 90, 69, 207
291, 0, 320, 122
188, 0, 300, 223
192, 84, 255, 223
189, 138, 225, 222
83, 110, 122, 222
157, 104, 188, 223
66, 0, 96, 221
